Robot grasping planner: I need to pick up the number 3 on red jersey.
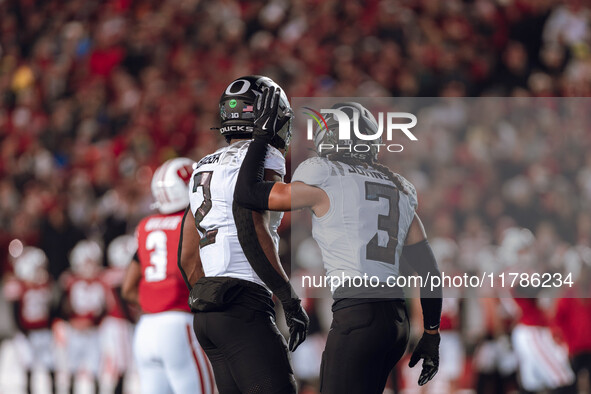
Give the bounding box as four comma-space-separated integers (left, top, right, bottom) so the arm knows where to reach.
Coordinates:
145, 230, 167, 282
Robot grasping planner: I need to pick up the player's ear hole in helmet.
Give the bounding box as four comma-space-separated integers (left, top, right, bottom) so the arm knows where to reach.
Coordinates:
218, 75, 293, 151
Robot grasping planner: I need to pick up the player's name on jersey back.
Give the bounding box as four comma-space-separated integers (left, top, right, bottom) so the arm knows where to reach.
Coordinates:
345, 164, 391, 180
196, 153, 221, 169
145, 216, 183, 231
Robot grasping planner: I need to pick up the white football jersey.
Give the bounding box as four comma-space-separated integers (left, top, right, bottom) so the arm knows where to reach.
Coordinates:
189, 140, 285, 288
292, 157, 417, 290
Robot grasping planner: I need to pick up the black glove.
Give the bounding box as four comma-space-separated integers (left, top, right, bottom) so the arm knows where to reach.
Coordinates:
408, 332, 440, 386
282, 298, 310, 352
253, 86, 282, 143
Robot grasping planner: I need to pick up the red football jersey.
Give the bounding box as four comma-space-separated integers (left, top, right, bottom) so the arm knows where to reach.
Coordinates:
136, 212, 190, 313
3, 277, 52, 331
61, 272, 107, 324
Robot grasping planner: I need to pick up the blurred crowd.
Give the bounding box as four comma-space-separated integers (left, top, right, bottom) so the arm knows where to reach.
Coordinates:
2, 0, 591, 392
2, 0, 591, 274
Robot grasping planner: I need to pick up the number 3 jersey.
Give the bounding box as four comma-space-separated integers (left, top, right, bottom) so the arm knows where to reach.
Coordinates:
189, 140, 286, 289
135, 211, 191, 313
292, 157, 418, 289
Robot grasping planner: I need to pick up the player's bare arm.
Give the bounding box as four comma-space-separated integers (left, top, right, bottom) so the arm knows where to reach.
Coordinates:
178, 206, 204, 288
121, 258, 141, 304
266, 181, 329, 216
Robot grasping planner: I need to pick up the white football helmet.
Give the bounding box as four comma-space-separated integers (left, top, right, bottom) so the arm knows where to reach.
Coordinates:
14, 247, 48, 283
151, 158, 196, 214
107, 235, 137, 268
70, 240, 102, 277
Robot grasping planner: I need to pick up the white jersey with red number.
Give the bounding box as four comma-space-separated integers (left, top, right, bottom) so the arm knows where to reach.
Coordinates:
3, 277, 53, 331
61, 272, 107, 324
188, 140, 285, 288
135, 211, 190, 313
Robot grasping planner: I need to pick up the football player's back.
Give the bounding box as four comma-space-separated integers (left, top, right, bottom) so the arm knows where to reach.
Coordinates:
292, 156, 418, 283
135, 210, 190, 314
190, 139, 285, 288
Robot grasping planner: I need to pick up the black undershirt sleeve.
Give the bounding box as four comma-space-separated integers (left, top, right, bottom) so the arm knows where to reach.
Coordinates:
234, 138, 276, 211
401, 240, 443, 330
233, 202, 296, 304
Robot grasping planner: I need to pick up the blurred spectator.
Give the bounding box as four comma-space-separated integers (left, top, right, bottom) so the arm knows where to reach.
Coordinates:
40, 204, 84, 280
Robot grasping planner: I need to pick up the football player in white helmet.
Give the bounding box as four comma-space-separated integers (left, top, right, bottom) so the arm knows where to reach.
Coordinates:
150, 157, 195, 214
234, 97, 443, 393
179, 76, 308, 394
100, 235, 137, 394
122, 158, 215, 394
60, 239, 107, 394
4, 247, 57, 394
69, 240, 103, 279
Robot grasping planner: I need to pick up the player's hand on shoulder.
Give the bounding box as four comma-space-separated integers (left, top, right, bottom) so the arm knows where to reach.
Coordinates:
408, 331, 440, 386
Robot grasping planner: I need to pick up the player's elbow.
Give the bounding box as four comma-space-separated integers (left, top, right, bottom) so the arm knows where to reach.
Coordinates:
234, 181, 274, 211
121, 276, 138, 303
233, 188, 261, 211
120, 285, 134, 303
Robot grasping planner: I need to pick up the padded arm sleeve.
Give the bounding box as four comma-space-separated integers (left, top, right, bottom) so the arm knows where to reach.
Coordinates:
402, 240, 442, 330
234, 138, 276, 211
232, 201, 298, 304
